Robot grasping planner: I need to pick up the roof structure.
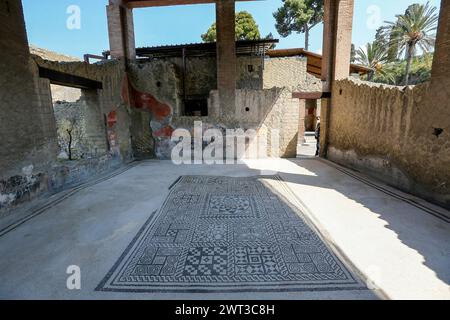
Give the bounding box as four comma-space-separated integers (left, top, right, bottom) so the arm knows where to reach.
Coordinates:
131, 39, 279, 59
267, 48, 372, 77
121, 0, 257, 8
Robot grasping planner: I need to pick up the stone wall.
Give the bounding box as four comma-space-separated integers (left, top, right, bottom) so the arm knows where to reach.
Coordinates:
32, 56, 132, 160
0, 5, 133, 215
129, 56, 263, 110
0, 0, 57, 181
0, 0, 323, 215
327, 78, 450, 208
263, 56, 308, 89
207, 88, 299, 157
144, 87, 300, 159
126, 55, 321, 159
237, 56, 263, 90
51, 85, 81, 103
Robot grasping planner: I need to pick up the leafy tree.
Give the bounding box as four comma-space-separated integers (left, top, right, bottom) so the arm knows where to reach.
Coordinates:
350, 44, 356, 63
356, 42, 394, 82
374, 26, 400, 62
264, 32, 277, 49
372, 53, 433, 85
382, 2, 438, 85
273, 0, 324, 51
201, 11, 261, 42
374, 27, 388, 47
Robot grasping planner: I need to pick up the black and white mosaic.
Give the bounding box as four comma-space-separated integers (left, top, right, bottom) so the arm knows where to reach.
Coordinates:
97, 175, 364, 293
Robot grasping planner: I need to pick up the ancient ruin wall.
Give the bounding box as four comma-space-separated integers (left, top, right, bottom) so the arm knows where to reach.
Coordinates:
1, 44, 133, 213
263, 57, 308, 89
126, 56, 322, 159
327, 78, 450, 207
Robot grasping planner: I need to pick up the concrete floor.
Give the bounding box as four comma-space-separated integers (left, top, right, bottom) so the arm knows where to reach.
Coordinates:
0, 159, 449, 300
297, 132, 318, 158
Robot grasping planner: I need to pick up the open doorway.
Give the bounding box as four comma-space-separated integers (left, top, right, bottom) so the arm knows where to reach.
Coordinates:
50, 85, 108, 161
297, 99, 320, 158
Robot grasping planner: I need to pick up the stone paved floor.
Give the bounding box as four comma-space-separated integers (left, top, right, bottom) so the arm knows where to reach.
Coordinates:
0, 159, 448, 299
97, 175, 364, 293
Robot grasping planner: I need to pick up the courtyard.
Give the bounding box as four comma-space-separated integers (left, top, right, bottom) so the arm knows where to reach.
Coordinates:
0, 159, 448, 299
1, 0, 450, 302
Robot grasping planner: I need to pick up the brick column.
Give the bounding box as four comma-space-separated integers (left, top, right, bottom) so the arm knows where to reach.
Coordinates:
107, 0, 136, 61
216, 0, 236, 115
333, 0, 354, 80
298, 100, 306, 144
321, 0, 336, 90
321, 0, 354, 85
429, 0, 450, 97
320, 0, 354, 157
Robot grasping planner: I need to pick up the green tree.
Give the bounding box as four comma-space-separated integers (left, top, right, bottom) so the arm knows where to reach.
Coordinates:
273, 0, 324, 51
374, 26, 399, 62
201, 11, 261, 42
350, 44, 356, 63
355, 42, 393, 82
372, 53, 433, 85
382, 2, 438, 85
374, 27, 388, 47
264, 32, 277, 49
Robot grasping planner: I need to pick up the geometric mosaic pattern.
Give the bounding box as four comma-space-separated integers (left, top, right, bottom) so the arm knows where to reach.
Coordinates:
96, 175, 365, 292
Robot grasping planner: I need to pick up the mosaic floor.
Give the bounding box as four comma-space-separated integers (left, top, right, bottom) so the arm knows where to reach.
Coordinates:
97, 175, 365, 293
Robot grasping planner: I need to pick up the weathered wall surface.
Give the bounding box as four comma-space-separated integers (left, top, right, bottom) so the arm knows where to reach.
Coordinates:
32, 56, 132, 160
129, 56, 263, 107
0, 1, 57, 181
1, 24, 132, 215
29, 46, 83, 103
185, 57, 217, 97
237, 56, 263, 90
207, 88, 299, 157
148, 87, 301, 159
262, 56, 323, 93
126, 56, 321, 159
51, 85, 81, 103
327, 78, 450, 208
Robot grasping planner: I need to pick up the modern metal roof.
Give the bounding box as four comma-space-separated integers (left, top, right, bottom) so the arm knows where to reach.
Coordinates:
121, 0, 257, 9
267, 48, 372, 77
134, 39, 279, 58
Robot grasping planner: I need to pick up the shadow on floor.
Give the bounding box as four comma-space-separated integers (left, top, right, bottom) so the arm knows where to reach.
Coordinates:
273, 159, 450, 287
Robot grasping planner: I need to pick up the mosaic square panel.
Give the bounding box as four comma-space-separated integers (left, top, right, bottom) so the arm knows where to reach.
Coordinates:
97, 175, 364, 293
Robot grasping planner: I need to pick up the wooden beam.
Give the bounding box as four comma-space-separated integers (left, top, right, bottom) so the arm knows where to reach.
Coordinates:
38, 67, 103, 90
292, 91, 331, 100
126, 0, 213, 8
307, 64, 322, 74
307, 56, 322, 67
125, 0, 255, 8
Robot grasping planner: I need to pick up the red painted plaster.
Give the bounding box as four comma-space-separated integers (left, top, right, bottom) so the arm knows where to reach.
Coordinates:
153, 125, 175, 138
107, 110, 117, 128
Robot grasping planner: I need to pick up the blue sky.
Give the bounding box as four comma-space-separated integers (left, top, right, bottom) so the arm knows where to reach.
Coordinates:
22, 0, 441, 59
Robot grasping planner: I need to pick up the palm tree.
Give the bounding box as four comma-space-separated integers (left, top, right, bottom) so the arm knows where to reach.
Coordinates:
356, 42, 393, 82
383, 2, 438, 85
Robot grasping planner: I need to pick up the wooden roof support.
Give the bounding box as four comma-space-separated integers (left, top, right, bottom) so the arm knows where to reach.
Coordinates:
38, 67, 103, 90
292, 91, 331, 100
123, 0, 256, 8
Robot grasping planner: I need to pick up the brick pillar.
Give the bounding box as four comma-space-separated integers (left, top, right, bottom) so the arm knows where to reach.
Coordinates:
333, 0, 354, 80
107, 1, 135, 61
298, 100, 306, 144
322, 0, 354, 84
320, 0, 354, 157
321, 0, 336, 90
429, 0, 450, 97
216, 0, 236, 115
